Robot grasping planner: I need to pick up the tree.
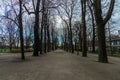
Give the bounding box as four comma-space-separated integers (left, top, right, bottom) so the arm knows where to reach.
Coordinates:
24, 16, 34, 49
24, 0, 41, 56
46, 13, 51, 52
33, 0, 41, 56
42, 0, 60, 53
18, 0, 25, 60
87, 0, 96, 53
72, 21, 81, 54
50, 16, 57, 51
92, 0, 115, 63
1, 0, 25, 60
81, 0, 87, 57
42, 0, 47, 53
58, 0, 78, 53
6, 21, 16, 52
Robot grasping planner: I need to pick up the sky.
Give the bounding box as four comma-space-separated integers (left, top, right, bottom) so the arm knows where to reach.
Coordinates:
0, 0, 4, 15
56, 16, 62, 28
0, 0, 120, 33
110, 0, 120, 34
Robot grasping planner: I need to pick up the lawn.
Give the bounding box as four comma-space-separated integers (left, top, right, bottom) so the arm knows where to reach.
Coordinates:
112, 53, 120, 57
0, 48, 10, 53
0, 48, 33, 53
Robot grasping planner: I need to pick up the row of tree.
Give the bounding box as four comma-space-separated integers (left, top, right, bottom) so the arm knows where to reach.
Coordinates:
0, 0, 116, 63
60, 0, 115, 63
0, 0, 59, 60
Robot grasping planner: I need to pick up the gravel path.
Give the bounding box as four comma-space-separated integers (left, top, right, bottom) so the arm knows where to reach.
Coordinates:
0, 50, 120, 80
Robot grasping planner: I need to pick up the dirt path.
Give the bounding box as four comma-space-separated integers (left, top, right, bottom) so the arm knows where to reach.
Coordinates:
0, 50, 120, 80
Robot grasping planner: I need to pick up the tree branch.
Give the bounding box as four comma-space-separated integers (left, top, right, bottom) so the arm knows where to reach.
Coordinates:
103, 0, 115, 25
2, 16, 19, 26
23, 4, 35, 15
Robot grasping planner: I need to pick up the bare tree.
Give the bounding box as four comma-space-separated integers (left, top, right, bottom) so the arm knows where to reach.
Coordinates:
1, 0, 25, 60
58, 0, 78, 53
92, 0, 115, 63
24, 16, 34, 49
18, 0, 25, 60
33, 0, 41, 56
87, 0, 96, 53
24, 0, 41, 56
81, 0, 87, 57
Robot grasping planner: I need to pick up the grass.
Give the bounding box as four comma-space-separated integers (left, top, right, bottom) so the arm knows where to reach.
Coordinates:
0, 48, 33, 53
11, 48, 33, 53
112, 53, 120, 57
0, 48, 10, 53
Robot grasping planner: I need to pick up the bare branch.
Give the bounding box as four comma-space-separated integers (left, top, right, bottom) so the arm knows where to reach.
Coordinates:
23, 4, 35, 15
103, 0, 115, 25
2, 16, 19, 26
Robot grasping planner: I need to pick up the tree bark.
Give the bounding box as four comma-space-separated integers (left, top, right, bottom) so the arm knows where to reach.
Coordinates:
88, 1, 95, 53
69, 18, 74, 53
79, 24, 82, 52
81, 0, 87, 57
93, 0, 115, 63
108, 22, 112, 55
40, 23, 43, 54
19, 0, 25, 60
47, 22, 51, 52
98, 23, 108, 63
33, 0, 41, 56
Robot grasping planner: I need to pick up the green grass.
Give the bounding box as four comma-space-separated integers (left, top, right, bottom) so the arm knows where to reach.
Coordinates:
0, 49, 10, 53
0, 48, 33, 53
112, 53, 120, 57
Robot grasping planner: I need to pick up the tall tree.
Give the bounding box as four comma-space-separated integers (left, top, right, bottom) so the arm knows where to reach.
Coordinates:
2, 0, 25, 60
81, 0, 87, 57
41, 0, 47, 53
58, 0, 77, 53
47, 15, 51, 52
93, 0, 115, 63
18, 0, 25, 60
87, 0, 96, 53
33, 0, 41, 56
23, 0, 41, 56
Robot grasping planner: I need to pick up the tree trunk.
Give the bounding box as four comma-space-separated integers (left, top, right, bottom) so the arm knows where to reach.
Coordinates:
92, 24, 96, 53
47, 23, 51, 52
9, 35, 12, 52
40, 24, 43, 54
81, 0, 87, 57
69, 23, 74, 53
33, 0, 40, 56
19, 0, 25, 60
44, 23, 47, 53
79, 26, 82, 52
93, 0, 115, 63
107, 22, 112, 55
97, 23, 108, 63
51, 27, 54, 51
88, 2, 96, 53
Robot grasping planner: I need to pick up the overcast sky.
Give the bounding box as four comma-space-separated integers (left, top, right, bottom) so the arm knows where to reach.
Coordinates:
0, 0, 120, 32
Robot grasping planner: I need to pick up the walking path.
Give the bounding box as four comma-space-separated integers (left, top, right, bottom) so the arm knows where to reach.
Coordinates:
0, 50, 120, 80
